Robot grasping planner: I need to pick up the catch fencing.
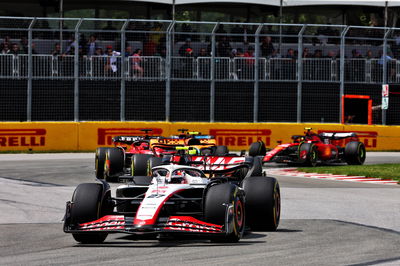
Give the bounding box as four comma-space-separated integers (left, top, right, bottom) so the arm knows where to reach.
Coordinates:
0, 17, 400, 124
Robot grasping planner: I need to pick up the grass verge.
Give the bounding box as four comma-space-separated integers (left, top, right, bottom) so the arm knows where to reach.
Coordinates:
298, 164, 400, 183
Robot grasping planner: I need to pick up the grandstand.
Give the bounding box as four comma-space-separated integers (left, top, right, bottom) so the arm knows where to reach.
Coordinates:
0, 1, 399, 125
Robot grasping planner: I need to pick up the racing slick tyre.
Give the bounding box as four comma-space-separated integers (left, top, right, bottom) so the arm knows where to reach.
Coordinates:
345, 141, 366, 165
70, 183, 110, 244
242, 176, 280, 231
249, 141, 267, 157
204, 183, 245, 242
214, 145, 229, 156
104, 148, 124, 182
298, 143, 318, 167
147, 156, 163, 176
95, 147, 109, 179
234, 156, 263, 179
131, 154, 152, 176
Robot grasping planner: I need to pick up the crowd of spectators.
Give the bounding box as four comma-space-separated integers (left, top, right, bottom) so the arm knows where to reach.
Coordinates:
0, 20, 399, 80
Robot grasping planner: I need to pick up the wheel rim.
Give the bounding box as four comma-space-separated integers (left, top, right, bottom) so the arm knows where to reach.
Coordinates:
235, 199, 244, 229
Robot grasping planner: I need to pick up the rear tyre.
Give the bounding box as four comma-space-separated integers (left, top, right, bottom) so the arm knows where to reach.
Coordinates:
147, 156, 163, 176
70, 183, 109, 244
95, 147, 109, 179
298, 143, 318, 167
345, 141, 366, 165
214, 145, 229, 156
242, 176, 280, 231
131, 154, 152, 176
204, 183, 245, 242
249, 141, 267, 157
104, 148, 124, 182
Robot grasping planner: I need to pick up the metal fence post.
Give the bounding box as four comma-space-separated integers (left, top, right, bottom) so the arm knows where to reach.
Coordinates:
74, 19, 83, 122
382, 28, 391, 125
165, 21, 175, 122
27, 18, 36, 122
297, 25, 306, 123
120, 19, 129, 122
339, 26, 350, 124
210, 22, 219, 123
254, 24, 263, 123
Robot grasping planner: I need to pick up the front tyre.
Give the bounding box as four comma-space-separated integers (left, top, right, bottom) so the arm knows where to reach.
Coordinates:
204, 183, 245, 242
70, 183, 110, 244
242, 176, 280, 231
95, 147, 109, 179
345, 141, 366, 165
299, 143, 318, 167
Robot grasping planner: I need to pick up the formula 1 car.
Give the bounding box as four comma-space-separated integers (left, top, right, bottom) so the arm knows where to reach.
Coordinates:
96, 129, 227, 182
63, 163, 280, 244
251, 128, 366, 166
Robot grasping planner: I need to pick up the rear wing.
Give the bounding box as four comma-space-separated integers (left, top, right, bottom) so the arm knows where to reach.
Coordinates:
319, 132, 357, 140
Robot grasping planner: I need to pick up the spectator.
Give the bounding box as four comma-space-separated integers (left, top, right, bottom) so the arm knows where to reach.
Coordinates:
30, 42, 38, 54
314, 49, 323, 58
132, 48, 144, 77
197, 47, 209, 57
179, 38, 192, 56
365, 50, 373, 59
260, 36, 275, 58
1, 42, 10, 54
104, 45, 121, 75
286, 48, 296, 59
19, 37, 28, 54
230, 48, 238, 58
51, 43, 62, 56
351, 49, 362, 58
95, 47, 104, 56
143, 36, 157, 56
325, 50, 337, 59
64, 35, 77, 55
125, 45, 133, 57
10, 43, 20, 55
303, 47, 311, 58
217, 36, 231, 57
86, 35, 99, 57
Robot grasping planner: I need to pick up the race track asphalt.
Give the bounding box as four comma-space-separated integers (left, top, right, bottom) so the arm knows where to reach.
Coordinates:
0, 152, 399, 266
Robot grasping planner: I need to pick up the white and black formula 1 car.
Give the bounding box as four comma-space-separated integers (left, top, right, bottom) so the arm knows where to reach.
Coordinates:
63, 163, 281, 243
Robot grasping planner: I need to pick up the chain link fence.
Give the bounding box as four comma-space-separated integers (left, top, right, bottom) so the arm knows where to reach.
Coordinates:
0, 17, 399, 124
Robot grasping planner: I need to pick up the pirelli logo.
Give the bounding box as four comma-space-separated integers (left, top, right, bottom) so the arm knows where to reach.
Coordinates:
209, 129, 271, 146
98, 128, 163, 145
318, 130, 378, 148
0, 129, 46, 147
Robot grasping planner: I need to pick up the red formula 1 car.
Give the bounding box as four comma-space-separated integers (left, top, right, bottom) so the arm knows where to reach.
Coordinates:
63, 161, 280, 244
252, 128, 366, 167
95, 129, 228, 182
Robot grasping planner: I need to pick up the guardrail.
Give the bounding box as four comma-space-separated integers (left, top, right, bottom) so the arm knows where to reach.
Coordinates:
2, 54, 398, 83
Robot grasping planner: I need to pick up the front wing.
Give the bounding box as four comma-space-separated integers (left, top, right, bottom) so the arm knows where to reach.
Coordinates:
63, 202, 236, 238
